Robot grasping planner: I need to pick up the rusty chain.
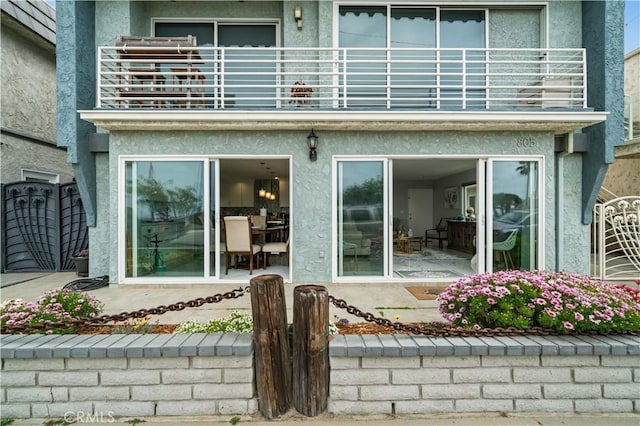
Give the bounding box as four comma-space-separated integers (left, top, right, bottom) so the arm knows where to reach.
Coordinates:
327, 295, 640, 337
2, 286, 638, 336
1, 286, 249, 335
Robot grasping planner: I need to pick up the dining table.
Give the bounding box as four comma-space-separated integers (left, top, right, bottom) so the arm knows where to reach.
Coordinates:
251, 225, 287, 243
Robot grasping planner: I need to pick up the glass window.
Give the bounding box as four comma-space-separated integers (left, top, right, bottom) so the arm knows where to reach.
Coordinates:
491, 160, 539, 271
339, 7, 387, 107
390, 8, 437, 107
218, 25, 277, 108
440, 10, 486, 109
125, 161, 204, 278
155, 22, 277, 108
338, 7, 486, 109
155, 22, 214, 45
337, 161, 385, 277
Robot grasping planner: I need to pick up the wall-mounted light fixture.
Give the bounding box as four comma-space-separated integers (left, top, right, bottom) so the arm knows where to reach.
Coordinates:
307, 129, 318, 161
294, 5, 303, 29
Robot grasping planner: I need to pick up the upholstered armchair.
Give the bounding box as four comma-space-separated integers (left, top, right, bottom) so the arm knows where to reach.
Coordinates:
425, 217, 450, 249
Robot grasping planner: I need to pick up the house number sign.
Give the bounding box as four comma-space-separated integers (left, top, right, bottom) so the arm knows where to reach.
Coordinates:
516, 137, 536, 148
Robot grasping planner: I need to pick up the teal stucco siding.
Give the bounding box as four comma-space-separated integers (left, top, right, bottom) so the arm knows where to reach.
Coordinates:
56, 0, 97, 225
581, 0, 625, 224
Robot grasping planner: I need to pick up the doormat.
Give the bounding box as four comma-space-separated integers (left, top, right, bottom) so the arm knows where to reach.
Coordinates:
405, 285, 449, 300
395, 270, 458, 279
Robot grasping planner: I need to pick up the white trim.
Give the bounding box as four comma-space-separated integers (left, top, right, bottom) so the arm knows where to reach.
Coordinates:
21, 169, 59, 183
151, 18, 281, 46
332, 154, 545, 282
386, 159, 393, 278
334, 1, 547, 6
486, 156, 544, 273
118, 157, 126, 283
333, 157, 389, 282
117, 155, 292, 285
81, 110, 607, 122
477, 159, 486, 273
80, 109, 607, 135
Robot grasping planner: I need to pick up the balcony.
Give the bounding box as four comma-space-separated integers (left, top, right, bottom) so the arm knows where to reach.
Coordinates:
82, 45, 607, 133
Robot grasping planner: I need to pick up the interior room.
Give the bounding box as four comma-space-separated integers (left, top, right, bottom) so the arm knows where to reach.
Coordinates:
391, 158, 477, 280
218, 158, 290, 281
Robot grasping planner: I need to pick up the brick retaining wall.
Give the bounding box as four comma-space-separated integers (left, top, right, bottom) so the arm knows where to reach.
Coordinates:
329, 334, 640, 415
1, 333, 638, 419
0, 333, 256, 419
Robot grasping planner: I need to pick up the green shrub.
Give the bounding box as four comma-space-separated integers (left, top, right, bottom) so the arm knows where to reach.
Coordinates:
1, 290, 103, 334
438, 270, 640, 334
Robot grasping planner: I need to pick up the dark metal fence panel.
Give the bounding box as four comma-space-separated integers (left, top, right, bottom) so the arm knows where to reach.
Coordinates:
59, 183, 88, 270
2, 182, 87, 272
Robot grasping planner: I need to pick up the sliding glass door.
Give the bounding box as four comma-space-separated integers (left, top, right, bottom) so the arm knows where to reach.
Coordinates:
334, 157, 542, 281
124, 160, 206, 278
336, 160, 388, 277
486, 159, 541, 272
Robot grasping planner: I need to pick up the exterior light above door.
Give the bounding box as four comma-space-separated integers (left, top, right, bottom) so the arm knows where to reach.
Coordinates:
307, 129, 318, 161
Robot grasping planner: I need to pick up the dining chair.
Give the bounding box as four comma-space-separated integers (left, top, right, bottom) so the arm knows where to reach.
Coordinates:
223, 216, 262, 274
493, 229, 519, 270
262, 238, 290, 267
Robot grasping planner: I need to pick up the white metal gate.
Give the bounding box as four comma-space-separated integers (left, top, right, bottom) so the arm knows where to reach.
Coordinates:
591, 197, 640, 280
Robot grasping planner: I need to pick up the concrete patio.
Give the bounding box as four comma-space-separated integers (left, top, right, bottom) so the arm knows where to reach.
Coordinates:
0, 272, 446, 326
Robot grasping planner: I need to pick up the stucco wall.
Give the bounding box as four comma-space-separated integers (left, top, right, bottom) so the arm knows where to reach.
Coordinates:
0, 16, 73, 183
557, 154, 589, 273
580, 0, 625, 223
625, 49, 640, 100
0, 134, 73, 183
602, 159, 640, 198
57, 1, 98, 224
88, 153, 111, 278
94, 130, 564, 284
602, 49, 640, 198
1, 21, 56, 142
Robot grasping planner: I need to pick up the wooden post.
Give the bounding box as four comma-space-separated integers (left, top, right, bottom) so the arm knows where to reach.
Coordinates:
250, 274, 291, 419
292, 285, 330, 416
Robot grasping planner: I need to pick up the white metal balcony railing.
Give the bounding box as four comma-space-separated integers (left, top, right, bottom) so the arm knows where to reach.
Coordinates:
97, 46, 587, 111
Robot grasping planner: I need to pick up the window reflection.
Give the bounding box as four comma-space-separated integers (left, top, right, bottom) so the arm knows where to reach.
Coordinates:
339, 7, 387, 107
155, 22, 277, 109
337, 161, 384, 277
125, 161, 204, 277
339, 7, 487, 109
492, 161, 538, 272
440, 10, 486, 109
219, 25, 277, 108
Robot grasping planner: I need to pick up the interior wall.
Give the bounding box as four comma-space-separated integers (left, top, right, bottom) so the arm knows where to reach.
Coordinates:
433, 169, 476, 222
393, 179, 433, 231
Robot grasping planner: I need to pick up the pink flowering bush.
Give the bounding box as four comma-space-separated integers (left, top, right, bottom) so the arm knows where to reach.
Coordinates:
1, 289, 103, 334
438, 271, 640, 334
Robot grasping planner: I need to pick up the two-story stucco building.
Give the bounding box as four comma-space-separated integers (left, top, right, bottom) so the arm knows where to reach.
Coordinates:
57, 0, 623, 286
